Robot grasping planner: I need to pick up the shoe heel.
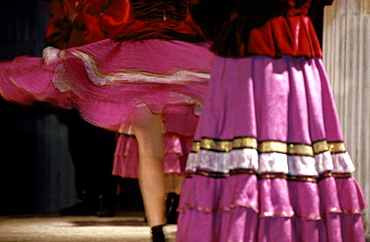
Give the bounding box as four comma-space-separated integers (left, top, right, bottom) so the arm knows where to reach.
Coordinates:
151, 225, 165, 242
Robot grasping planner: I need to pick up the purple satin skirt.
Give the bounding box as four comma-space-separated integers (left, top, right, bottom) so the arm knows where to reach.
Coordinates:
177, 56, 366, 242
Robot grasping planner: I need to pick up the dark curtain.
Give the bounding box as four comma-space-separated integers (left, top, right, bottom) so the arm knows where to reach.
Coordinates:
0, 0, 77, 215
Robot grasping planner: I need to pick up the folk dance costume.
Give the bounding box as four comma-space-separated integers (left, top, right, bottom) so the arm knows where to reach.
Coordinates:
107, 1, 212, 224
0, 0, 214, 227
177, 0, 367, 241
51, 0, 213, 134
45, 0, 200, 218
54, 0, 214, 236
0, 0, 214, 142
113, 132, 193, 223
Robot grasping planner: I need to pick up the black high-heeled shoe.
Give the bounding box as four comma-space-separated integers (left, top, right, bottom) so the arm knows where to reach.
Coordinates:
151, 225, 165, 242
166, 193, 180, 224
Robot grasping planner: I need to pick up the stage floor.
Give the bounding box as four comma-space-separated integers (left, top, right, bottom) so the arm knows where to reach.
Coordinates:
0, 210, 176, 242
1, 211, 369, 242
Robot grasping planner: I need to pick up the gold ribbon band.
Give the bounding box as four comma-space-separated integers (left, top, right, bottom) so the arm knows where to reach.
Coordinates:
192, 138, 346, 156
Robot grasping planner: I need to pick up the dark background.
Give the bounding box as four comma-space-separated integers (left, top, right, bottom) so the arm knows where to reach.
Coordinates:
0, 0, 143, 215
0, 0, 63, 215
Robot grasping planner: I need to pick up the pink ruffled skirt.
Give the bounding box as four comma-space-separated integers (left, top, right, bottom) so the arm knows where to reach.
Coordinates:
59, 39, 213, 177
0, 39, 213, 179
177, 56, 367, 242
0, 39, 214, 135
57, 38, 214, 133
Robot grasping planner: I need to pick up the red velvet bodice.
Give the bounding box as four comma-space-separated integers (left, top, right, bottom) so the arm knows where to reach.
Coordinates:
211, 0, 334, 58
113, 0, 206, 42
45, 0, 130, 48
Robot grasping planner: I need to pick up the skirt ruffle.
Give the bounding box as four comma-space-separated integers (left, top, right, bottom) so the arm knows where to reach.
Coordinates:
178, 174, 366, 242
177, 55, 367, 241
0, 56, 72, 109
56, 38, 214, 133
113, 133, 193, 178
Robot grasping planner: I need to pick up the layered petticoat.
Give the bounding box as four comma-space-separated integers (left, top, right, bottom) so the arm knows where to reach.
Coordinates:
113, 133, 192, 178
177, 56, 367, 242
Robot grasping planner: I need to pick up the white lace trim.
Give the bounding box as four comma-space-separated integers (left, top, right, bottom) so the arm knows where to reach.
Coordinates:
42, 47, 71, 93
42, 46, 60, 64
71, 50, 210, 86
331, 152, 355, 173
186, 148, 355, 176
186, 148, 259, 173
52, 63, 70, 92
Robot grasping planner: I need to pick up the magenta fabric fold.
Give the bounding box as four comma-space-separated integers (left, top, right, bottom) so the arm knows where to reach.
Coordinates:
192, 56, 342, 143
178, 174, 366, 242
0, 56, 71, 108
113, 134, 192, 177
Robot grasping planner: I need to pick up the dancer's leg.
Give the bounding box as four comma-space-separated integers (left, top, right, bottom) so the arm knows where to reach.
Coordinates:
131, 106, 166, 227
165, 175, 173, 194
172, 175, 185, 195
165, 174, 185, 194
